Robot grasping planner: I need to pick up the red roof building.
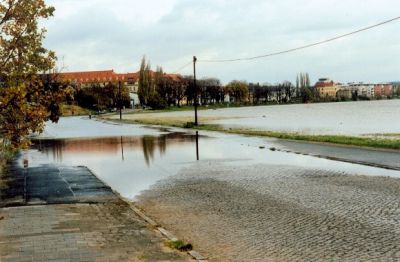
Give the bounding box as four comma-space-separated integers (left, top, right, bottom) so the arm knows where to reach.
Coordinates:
58, 69, 182, 94
59, 70, 180, 86
59, 70, 139, 84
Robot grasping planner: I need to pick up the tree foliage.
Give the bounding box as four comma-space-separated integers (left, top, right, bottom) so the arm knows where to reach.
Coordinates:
225, 80, 249, 103
75, 82, 130, 111
297, 72, 315, 103
0, 0, 65, 149
138, 57, 189, 109
138, 56, 152, 105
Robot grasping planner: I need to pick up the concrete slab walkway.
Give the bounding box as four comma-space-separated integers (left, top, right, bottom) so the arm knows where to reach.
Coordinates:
0, 162, 188, 262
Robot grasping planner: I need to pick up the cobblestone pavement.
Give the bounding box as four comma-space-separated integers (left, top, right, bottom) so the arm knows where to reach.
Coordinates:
0, 163, 188, 262
137, 161, 400, 261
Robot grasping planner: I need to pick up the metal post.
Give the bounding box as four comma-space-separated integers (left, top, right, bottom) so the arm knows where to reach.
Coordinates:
193, 56, 198, 126
118, 81, 122, 120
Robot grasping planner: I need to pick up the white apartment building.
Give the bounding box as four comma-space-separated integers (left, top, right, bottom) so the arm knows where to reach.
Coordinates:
348, 82, 375, 98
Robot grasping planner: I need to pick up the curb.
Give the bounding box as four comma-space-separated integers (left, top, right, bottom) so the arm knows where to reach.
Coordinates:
128, 203, 208, 262
80, 166, 209, 261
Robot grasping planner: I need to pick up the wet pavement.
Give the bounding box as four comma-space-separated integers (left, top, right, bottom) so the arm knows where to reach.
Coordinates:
0, 160, 116, 208
0, 160, 188, 261
276, 139, 400, 171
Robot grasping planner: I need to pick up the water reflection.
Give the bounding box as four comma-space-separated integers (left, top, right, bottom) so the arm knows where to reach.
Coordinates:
120, 136, 124, 161
28, 129, 400, 200
196, 131, 199, 161
32, 132, 202, 167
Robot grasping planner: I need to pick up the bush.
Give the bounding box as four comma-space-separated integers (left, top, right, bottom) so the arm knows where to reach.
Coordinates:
184, 122, 195, 128
165, 240, 193, 251
147, 92, 167, 109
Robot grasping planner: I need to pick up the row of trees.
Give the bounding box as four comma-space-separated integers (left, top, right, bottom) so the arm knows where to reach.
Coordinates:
136, 57, 257, 108
74, 83, 130, 111
138, 58, 187, 109
65, 66, 325, 112
136, 61, 318, 108
70, 67, 400, 112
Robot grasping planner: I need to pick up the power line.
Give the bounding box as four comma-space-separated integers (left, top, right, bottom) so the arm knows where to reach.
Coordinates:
199, 16, 400, 63
171, 61, 192, 74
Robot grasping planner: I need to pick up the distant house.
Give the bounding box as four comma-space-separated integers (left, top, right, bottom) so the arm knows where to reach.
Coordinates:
315, 78, 339, 98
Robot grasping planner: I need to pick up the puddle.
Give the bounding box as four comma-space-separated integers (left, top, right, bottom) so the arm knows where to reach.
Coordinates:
22, 128, 400, 200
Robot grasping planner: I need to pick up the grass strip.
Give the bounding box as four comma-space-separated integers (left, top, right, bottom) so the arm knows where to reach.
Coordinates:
61, 104, 92, 117
113, 117, 400, 151
214, 128, 400, 150
123, 103, 252, 115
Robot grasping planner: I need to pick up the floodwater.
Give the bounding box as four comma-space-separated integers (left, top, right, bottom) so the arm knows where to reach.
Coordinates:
23, 117, 400, 199
130, 100, 400, 135
38, 116, 165, 139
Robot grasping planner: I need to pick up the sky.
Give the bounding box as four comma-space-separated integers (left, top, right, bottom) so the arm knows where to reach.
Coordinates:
43, 0, 400, 84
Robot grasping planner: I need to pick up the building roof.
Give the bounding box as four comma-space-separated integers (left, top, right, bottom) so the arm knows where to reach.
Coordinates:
60, 70, 117, 83
315, 79, 335, 88
59, 70, 180, 84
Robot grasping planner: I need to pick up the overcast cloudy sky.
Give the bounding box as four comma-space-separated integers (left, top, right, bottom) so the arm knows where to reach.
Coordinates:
43, 0, 399, 84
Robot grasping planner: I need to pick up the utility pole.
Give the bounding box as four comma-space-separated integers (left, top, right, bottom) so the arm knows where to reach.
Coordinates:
118, 81, 122, 120
193, 56, 198, 126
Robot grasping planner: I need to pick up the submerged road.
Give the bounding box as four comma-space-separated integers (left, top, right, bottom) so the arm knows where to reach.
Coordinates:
14, 117, 400, 261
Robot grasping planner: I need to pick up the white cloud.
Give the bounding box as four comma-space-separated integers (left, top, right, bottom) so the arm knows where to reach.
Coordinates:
43, 0, 400, 84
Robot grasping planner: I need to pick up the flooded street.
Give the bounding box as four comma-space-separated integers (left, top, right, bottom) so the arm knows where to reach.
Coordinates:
27, 117, 400, 199
25, 117, 400, 261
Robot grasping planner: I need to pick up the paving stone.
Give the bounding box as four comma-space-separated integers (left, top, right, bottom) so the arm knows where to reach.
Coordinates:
0, 163, 188, 262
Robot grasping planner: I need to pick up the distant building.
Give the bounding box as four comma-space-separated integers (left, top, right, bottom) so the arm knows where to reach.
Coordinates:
336, 87, 353, 100
129, 93, 140, 107
374, 84, 393, 98
315, 78, 339, 98
59, 69, 181, 92
391, 82, 400, 96
347, 82, 375, 98
58, 69, 182, 106
59, 70, 139, 91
